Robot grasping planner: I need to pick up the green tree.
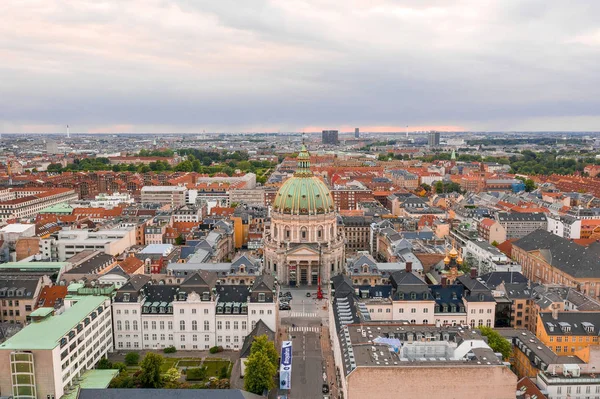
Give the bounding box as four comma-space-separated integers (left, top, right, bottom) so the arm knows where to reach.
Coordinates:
97, 357, 112, 369
478, 326, 512, 360
174, 234, 185, 246
47, 163, 63, 173
524, 179, 536, 192
113, 362, 127, 372
125, 352, 140, 366
139, 352, 164, 388
244, 350, 276, 394
249, 335, 279, 368
491, 240, 499, 247
163, 367, 181, 384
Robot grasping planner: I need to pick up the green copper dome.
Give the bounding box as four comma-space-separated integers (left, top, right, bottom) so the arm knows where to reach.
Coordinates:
272, 145, 335, 215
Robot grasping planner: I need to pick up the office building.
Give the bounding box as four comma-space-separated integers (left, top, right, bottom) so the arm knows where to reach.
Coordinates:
140, 186, 187, 207
0, 294, 113, 399
322, 130, 339, 145
427, 131, 440, 147
355, 128, 359, 138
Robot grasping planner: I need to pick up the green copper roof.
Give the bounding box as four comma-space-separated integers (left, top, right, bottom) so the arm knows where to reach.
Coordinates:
0, 295, 108, 350
272, 145, 335, 215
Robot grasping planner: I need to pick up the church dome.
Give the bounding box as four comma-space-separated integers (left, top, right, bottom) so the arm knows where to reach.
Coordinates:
272, 144, 335, 215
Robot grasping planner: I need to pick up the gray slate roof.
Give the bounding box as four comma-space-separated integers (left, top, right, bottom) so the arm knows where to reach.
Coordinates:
79, 389, 262, 399
514, 230, 600, 278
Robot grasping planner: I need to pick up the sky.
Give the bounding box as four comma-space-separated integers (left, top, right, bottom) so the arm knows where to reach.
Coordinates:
1, 0, 600, 134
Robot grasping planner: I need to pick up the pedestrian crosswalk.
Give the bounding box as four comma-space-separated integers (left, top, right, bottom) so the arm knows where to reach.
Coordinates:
288, 312, 318, 318
288, 326, 321, 332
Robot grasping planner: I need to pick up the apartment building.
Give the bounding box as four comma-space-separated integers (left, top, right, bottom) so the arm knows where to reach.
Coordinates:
0, 275, 50, 325
112, 273, 277, 351
328, 279, 516, 399
464, 239, 520, 274
340, 216, 372, 253
141, 186, 187, 207
496, 212, 548, 240
229, 188, 265, 206
0, 188, 78, 223
546, 214, 581, 239
0, 294, 113, 399
477, 218, 507, 244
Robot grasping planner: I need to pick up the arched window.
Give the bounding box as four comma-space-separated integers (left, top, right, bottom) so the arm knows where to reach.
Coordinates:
423, 319, 428, 325
478, 319, 483, 327
133, 320, 138, 331
486, 319, 492, 327
192, 320, 197, 331
180, 320, 186, 331
317, 226, 323, 239
410, 320, 416, 324
470, 319, 475, 328
285, 226, 291, 239
301, 227, 308, 240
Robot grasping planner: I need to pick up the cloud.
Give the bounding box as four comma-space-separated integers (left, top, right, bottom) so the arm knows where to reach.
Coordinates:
0, 0, 599, 133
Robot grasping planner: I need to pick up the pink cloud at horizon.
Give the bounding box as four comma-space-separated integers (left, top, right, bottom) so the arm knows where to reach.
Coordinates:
300, 125, 466, 133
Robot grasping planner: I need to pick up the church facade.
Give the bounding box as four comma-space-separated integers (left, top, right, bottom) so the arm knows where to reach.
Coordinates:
263, 145, 345, 286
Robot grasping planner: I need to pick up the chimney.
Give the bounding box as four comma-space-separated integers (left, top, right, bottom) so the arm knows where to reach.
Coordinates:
441, 276, 447, 287
405, 262, 412, 273
552, 307, 559, 320
470, 267, 477, 279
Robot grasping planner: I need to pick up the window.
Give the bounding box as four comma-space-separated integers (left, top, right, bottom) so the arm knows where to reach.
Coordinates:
152, 334, 157, 340
411, 308, 416, 313
268, 310, 272, 315
204, 309, 209, 314
486, 319, 492, 327
151, 321, 156, 330
168, 321, 173, 330
205, 334, 210, 341
378, 309, 382, 313
117, 321, 122, 331
226, 321, 231, 330
133, 321, 138, 331
204, 321, 210, 331
258, 293, 266, 302
160, 334, 165, 340
478, 319, 483, 327
386, 308, 391, 313
144, 334, 149, 341
116, 310, 121, 314
124, 310, 129, 315
399, 308, 404, 313
252, 310, 256, 315
234, 321, 239, 330
192, 308, 196, 314
192, 320, 198, 331
226, 336, 231, 343
181, 335, 185, 342
168, 334, 173, 341
159, 321, 164, 330
260, 310, 264, 315
180, 321, 185, 331
423, 308, 428, 313
192, 335, 197, 342
217, 321, 222, 330
242, 321, 247, 330
218, 336, 222, 343
143, 321, 148, 330
125, 321, 130, 330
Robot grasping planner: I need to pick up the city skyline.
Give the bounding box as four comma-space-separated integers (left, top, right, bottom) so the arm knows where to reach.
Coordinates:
2, 1, 600, 133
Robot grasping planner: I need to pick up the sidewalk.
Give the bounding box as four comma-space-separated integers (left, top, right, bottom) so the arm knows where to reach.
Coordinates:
320, 326, 339, 399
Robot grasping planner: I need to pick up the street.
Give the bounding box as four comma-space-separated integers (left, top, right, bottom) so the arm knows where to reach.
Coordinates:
278, 286, 329, 399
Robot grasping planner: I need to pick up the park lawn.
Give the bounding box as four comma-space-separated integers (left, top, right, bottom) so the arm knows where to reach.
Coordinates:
160, 358, 178, 372
202, 360, 231, 378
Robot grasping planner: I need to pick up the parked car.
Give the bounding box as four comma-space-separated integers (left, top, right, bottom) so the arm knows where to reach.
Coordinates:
279, 303, 291, 310
306, 292, 312, 298
322, 384, 330, 394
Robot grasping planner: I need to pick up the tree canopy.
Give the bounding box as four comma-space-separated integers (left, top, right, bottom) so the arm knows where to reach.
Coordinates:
244, 335, 278, 395
139, 352, 164, 388
478, 326, 512, 360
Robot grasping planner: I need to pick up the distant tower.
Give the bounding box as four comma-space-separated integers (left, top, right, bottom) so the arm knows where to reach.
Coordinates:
66, 125, 70, 139
406, 126, 409, 139
321, 130, 339, 145
451, 149, 456, 161
427, 131, 440, 147
354, 128, 359, 138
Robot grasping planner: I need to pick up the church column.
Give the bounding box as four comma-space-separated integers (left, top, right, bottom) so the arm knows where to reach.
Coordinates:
307, 263, 312, 286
